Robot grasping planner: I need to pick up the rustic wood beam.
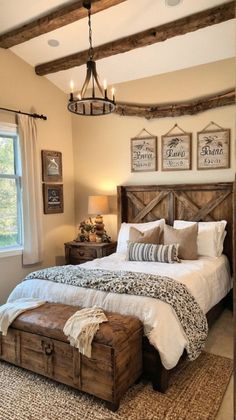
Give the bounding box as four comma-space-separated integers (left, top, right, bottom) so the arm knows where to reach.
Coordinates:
35, 1, 235, 76
0, 0, 126, 49
115, 90, 235, 120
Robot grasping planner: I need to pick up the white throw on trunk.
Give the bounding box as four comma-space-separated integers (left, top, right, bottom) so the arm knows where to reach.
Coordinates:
63, 307, 108, 358
0, 298, 46, 336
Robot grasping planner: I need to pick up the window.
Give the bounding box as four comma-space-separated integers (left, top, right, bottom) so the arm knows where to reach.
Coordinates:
0, 124, 22, 251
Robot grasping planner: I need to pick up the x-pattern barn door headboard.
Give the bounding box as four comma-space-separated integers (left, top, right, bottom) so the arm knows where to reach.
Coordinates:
117, 181, 236, 273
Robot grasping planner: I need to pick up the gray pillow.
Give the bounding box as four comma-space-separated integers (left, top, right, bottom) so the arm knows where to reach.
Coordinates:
127, 242, 180, 263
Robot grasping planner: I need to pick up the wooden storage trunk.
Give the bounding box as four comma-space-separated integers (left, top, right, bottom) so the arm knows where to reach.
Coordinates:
0, 303, 142, 411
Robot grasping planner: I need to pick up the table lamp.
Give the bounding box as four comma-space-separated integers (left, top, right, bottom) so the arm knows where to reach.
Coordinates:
88, 195, 109, 239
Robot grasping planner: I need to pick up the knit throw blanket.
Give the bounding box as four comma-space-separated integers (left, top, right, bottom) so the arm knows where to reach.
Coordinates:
63, 307, 108, 358
25, 266, 208, 361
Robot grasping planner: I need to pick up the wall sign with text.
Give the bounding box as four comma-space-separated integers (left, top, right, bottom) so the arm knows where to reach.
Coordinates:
161, 133, 192, 171
197, 129, 230, 170
131, 136, 157, 172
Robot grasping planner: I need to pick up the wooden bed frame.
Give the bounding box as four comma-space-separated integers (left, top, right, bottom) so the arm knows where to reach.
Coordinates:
117, 181, 235, 392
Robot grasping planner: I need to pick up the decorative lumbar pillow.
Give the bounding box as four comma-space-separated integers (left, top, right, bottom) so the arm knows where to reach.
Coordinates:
129, 226, 161, 244
173, 220, 227, 258
116, 219, 165, 254
164, 224, 198, 260
127, 242, 179, 263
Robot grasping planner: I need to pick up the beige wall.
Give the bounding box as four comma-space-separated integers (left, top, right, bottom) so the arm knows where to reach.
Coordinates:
0, 49, 75, 303
0, 53, 235, 303
72, 59, 236, 241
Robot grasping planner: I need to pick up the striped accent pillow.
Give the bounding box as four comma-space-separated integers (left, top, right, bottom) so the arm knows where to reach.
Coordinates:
127, 242, 180, 263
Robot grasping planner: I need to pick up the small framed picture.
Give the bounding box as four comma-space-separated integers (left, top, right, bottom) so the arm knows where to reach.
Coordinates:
41, 150, 62, 182
197, 129, 230, 169
131, 136, 157, 172
161, 133, 192, 171
43, 184, 64, 214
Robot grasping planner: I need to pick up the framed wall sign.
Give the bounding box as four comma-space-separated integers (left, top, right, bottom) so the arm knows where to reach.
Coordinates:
161, 126, 191, 171
131, 135, 157, 172
43, 183, 64, 214
197, 128, 230, 170
41, 150, 62, 182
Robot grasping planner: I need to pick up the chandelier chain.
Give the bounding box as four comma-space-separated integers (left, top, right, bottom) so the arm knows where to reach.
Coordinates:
68, 0, 115, 115
88, 8, 94, 60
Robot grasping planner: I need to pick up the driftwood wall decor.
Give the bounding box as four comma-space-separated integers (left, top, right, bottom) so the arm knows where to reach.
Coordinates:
115, 89, 235, 120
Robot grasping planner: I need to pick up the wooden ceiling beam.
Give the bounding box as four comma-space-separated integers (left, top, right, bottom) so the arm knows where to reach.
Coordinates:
115, 90, 235, 119
0, 0, 126, 49
35, 1, 235, 76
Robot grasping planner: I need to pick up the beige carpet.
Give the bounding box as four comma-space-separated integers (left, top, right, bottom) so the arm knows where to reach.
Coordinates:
0, 352, 232, 420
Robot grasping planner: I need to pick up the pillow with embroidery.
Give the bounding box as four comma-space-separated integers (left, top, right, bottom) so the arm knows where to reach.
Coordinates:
127, 242, 180, 263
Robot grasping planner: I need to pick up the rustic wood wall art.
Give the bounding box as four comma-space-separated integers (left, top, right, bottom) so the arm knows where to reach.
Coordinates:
197, 122, 230, 170
43, 183, 64, 214
161, 124, 191, 171
41, 150, 62, 182
131, 129, 157, 172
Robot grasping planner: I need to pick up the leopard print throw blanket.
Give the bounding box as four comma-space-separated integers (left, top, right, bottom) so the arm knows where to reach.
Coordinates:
25, 266, 208, 361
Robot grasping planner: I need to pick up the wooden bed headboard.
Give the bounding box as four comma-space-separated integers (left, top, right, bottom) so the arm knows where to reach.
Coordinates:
117, 181, 236, 273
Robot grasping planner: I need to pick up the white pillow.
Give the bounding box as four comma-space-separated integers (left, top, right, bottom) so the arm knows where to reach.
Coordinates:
117, 219, 165, 254
173, 220, 227, 258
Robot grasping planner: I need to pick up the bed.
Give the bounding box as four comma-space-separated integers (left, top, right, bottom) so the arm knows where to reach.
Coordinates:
7, 181, 235, 392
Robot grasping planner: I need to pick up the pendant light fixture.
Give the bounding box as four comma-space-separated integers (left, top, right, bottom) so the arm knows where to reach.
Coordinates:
68, 0, 116, 116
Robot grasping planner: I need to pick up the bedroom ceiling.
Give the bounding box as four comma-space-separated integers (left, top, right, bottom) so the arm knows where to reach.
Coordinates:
0, 0, 235, 94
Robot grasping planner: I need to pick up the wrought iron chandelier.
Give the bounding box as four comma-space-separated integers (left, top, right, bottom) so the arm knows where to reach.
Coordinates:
68, 0, 116, 116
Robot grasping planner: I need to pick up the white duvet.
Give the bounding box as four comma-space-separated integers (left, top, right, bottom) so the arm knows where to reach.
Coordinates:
7, 253, 232, 370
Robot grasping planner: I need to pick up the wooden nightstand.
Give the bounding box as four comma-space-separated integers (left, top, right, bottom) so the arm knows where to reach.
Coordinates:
64, 241, 117, 265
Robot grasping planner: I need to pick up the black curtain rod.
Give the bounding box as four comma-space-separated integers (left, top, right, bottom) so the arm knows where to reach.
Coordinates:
0, 106, 47, 120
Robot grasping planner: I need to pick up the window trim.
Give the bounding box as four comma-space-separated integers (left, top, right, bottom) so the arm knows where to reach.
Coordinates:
0, 123, 23, 254
0, 247, 23, 258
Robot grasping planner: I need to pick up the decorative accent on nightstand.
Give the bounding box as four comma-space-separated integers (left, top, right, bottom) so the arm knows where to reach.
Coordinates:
88, 195, 111, 241
64, 241, 117, 265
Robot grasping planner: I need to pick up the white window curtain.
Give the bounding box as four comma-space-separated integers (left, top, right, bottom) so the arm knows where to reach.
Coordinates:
18, 115, 43, 265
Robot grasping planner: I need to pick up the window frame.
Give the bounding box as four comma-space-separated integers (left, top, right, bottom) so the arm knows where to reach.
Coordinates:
0, 123, 23, 255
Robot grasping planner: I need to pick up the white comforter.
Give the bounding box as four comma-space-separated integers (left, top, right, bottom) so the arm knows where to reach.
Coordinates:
8, 253, 232, 370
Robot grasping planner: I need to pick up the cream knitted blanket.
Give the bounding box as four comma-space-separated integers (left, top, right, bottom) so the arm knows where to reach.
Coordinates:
0, 298, 46, 336
63, 307, 108, 358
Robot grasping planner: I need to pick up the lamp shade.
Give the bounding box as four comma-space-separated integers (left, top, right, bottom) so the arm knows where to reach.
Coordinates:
88, 195, 109, 215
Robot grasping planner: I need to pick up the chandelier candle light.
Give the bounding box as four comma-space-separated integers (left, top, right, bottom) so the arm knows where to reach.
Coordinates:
68, 0, 116, 116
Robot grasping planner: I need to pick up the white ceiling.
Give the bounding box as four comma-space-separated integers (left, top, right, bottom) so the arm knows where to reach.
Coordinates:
0, 0, 235, 93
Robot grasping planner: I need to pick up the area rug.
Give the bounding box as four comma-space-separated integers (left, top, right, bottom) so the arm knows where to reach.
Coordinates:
0, 352, 232, 420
